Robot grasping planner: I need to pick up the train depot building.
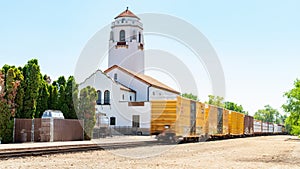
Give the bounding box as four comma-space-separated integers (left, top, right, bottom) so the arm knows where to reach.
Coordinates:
79, 8, 179, 135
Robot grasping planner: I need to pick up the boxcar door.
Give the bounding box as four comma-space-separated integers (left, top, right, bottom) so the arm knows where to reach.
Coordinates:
217, 108, 223, 134
190, 101, 196, 135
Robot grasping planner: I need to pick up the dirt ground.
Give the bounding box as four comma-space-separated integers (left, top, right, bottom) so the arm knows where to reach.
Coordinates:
1, 135, 299, 169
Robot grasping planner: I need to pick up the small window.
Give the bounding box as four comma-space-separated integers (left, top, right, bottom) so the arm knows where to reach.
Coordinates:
110, 31, 114, 41
130, 96, 132, 101
152, 92, 155, 96
138, 32, 142, 43
104, 90, 110, 105
122, 94, 125, 100
96, 90, 102, 105
120, 30, 125, 42
132, 115, 140, 128
110, 117, 116, 125
132, 30, 137, 40
114, 73, 118, 81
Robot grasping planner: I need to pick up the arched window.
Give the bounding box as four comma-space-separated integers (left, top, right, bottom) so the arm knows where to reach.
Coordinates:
138, 32, 141, 43
96, 90, 102, 105
120, 30, 125, 42
122, 94, 125, 100
110, 31, 114, 41
104, 90, 110, 105
129, 96, 132, 101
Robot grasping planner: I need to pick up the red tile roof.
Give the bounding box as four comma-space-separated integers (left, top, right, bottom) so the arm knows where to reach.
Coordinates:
115, 8, 140, 20
104, 65, 180, 95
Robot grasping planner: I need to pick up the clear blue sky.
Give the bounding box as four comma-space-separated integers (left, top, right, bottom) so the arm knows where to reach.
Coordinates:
1, 1, 299, 115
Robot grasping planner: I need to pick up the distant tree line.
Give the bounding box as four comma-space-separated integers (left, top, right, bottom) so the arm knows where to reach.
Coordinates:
0, 59, 96, 143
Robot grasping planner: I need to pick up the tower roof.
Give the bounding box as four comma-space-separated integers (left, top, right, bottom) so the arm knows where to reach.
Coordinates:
115, 7, 140, 20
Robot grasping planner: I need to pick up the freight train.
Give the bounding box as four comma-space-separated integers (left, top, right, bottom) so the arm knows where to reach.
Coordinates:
151, 96, 285, 142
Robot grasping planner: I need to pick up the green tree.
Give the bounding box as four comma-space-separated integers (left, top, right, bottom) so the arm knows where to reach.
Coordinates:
224, 101, 248, 115
282, 79, 300, 136
58, 85, 69, 117
14, 67, 25, 118
22, 59, 42, 118
78, 86, 97, 140
2, 64, 16, 87
181, 93, 198, 101
36, 81, 49, 118
0, 70, 20, 143
206, 95, 224, 107
65, 76, 79, 119
49, 85, 59, 110
57, 76, 66, 87
254, 105, 280, 123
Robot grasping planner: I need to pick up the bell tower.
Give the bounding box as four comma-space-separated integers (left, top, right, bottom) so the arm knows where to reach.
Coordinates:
108, 8, 145, 74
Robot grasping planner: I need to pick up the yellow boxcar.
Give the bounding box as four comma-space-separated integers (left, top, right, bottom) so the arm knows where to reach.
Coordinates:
229, 111, 245, 136
151, 96, 206, 140
205, 106, 229, 137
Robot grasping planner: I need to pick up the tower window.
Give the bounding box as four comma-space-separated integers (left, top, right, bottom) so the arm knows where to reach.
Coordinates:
120, 30, 125, 42
122, 94, 125, 100
138, 32, 141, 43
104, 90, 110, 105
96, 90, 102, 105
110, 31, 114, 41
132, 30, 137, 40
130, 96, 132, 101
114, 73, 118, 81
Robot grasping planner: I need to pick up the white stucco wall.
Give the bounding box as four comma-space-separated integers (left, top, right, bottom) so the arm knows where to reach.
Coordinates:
107, 69, 149, 101
119, 89, 136, 102
79, 70, 151, 129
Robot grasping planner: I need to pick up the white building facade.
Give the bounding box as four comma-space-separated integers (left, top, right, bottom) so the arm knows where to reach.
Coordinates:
79, 8, 179, 135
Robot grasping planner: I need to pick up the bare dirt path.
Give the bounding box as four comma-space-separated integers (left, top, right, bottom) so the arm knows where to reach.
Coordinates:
1, 135, 299, 169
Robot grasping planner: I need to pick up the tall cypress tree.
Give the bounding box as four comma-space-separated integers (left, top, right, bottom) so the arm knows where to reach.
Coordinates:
78, 86, 97, 140
0, 69, 19, 143
58, 85, 69, 117
23, 59, 42, 118
50, 85, 59, 110
14, 67, 25, 118
36, 81, 49, 118
65, 76, 79, 119
57, 76, 66, 87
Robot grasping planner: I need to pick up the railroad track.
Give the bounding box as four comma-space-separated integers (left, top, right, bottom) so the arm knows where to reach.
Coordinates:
0, 140, 160, 159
